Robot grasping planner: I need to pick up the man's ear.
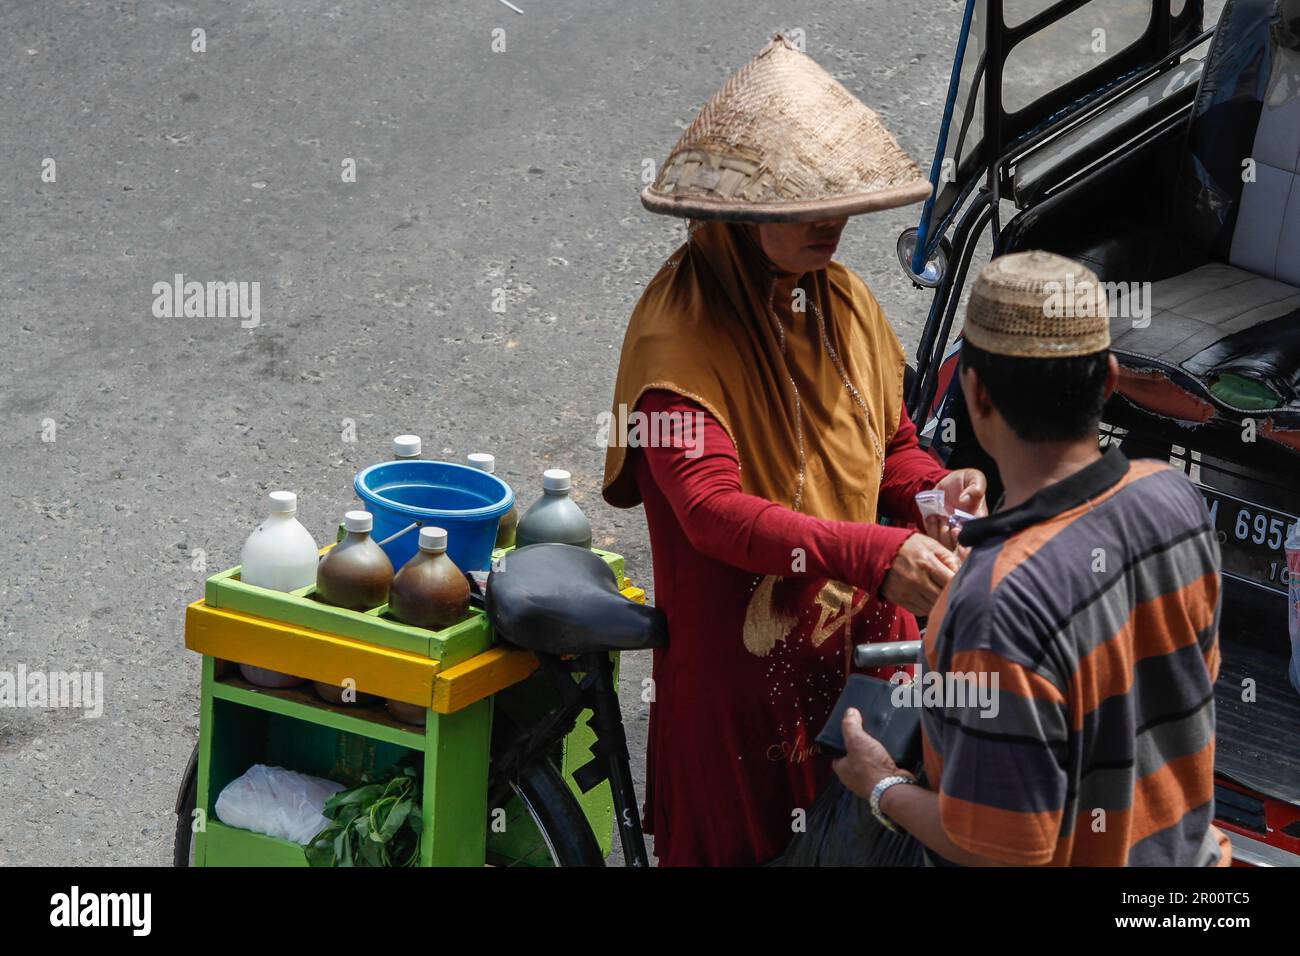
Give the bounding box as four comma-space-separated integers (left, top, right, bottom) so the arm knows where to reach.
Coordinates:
1102, 352, 1120, 401
960, 363, 993, 421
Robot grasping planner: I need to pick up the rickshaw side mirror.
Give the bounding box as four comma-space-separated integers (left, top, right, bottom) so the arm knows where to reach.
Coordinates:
896, 228, 951, 289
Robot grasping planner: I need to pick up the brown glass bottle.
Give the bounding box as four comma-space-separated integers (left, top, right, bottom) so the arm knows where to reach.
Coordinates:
312, 680, 379, 707
315, 511, 394, 611
387, 526, 470, 629
495, 505, 518, 549
467, 452, 517, 549
385, 700, 427, 726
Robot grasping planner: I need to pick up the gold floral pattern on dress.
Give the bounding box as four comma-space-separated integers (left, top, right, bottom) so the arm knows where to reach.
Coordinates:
742, 575, 799, 657
809, 579, 864, 648
743, 576, 866, 657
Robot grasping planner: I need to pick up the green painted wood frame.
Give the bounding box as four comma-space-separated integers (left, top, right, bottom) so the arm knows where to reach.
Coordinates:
194, 655, 492, 866
192, 548, 628, 866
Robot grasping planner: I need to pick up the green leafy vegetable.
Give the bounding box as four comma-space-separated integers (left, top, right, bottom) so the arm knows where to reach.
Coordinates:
305, 762, 423, 867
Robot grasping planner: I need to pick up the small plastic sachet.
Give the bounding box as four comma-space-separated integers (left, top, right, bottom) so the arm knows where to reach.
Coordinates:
915, 488, 974, 529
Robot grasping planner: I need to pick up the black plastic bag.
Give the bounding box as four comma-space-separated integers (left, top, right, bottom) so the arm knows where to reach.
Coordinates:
777, 775, 926, 867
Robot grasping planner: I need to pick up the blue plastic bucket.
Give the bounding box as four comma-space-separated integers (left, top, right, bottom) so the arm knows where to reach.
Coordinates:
354, 460, 514, 572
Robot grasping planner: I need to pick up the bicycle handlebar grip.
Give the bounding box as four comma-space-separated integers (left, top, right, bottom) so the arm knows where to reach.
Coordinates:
853, 640, 923, 670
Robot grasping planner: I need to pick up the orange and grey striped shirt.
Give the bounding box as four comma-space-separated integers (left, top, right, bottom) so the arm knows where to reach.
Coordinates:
920, 447, 1230, 866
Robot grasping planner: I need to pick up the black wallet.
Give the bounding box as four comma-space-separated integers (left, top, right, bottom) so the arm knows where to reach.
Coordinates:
816, 673, 923, 769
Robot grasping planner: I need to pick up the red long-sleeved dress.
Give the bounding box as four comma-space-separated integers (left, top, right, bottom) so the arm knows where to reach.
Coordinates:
632, 388, 949, 866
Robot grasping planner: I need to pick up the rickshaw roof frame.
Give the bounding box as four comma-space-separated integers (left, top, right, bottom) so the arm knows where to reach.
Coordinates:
912, 0, 1202, 273
1006, 23, 1214, 202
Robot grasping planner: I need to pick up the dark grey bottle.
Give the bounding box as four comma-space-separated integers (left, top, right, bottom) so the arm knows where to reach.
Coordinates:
514, 469, 592, 550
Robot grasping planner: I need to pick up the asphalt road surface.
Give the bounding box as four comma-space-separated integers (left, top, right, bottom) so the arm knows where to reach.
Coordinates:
0, 0, 1033, 865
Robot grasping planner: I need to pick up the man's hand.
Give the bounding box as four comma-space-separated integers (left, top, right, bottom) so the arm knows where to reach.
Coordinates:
923, 469, 989, 551
881, 532, 958, 615
833, 708, 1003, 866
832, 707, 907, 799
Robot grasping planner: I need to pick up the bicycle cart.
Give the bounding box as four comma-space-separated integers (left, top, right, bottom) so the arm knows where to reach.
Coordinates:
174, 542, 666, 867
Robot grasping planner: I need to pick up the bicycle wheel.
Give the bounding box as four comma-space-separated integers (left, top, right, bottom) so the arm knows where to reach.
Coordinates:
173, 744, 199, 867
486, 716, 606, 867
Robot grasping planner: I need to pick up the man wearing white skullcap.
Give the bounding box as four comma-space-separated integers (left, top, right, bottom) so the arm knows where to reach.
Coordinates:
835, 252, 1230, 867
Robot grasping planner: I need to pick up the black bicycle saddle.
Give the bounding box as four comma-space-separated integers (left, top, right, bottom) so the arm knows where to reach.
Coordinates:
485, 544, 668, 655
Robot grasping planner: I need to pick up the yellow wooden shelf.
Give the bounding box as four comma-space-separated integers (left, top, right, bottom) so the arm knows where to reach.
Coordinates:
187, 600, 550, 714
186, 575, 649, 716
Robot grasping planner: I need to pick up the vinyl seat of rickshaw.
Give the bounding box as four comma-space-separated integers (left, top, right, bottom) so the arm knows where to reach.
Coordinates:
1098, 0, 1300, 439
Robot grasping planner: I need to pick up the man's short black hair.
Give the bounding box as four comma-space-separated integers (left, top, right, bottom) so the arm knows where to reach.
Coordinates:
959, 341, 1110, 442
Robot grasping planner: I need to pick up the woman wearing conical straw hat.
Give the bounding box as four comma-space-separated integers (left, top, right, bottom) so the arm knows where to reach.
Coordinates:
603, 35, 988, 866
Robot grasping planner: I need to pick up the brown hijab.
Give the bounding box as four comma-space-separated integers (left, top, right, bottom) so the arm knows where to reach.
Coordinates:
602, 220, 905, 522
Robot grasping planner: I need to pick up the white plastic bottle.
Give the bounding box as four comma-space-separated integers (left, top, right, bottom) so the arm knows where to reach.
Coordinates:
239, 491, 319, 592
239, 491, 319, 689
1287, 521, 1300, 695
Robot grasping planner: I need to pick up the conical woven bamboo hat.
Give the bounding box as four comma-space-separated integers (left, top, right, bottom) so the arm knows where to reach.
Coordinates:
965, 251, 1111, 358
641, 35, 932, 222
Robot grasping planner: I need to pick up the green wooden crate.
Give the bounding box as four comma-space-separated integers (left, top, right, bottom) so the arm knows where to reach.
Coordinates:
195, 548, 630, 866
196, 657, 491, 867
204, 547, 624, 668
199, 821, 308, 867
204, 565, 490, 666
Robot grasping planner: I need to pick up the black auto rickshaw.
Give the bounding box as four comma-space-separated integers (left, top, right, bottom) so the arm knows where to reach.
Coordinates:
899, 0, 1300, 865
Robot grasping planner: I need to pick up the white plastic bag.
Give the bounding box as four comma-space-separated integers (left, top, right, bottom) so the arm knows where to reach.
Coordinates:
215, 764, 346, 845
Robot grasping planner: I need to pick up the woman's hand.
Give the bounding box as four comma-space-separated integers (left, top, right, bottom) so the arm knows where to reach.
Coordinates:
881, 532, 959, 615
922, 469, 989, 551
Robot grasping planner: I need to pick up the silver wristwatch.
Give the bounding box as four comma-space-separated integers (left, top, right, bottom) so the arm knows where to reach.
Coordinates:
869, 774, 916, 833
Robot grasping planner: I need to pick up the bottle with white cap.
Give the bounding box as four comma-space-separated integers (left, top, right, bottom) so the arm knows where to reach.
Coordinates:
393, 435, 422, 460
315, 510, 394, 611
467, 452, 518, 549
384, 525, 471, 726
515, 468, 593, 550
239, 491, 319, 592
388, 526, 471, 629
238, 491, 319, 688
